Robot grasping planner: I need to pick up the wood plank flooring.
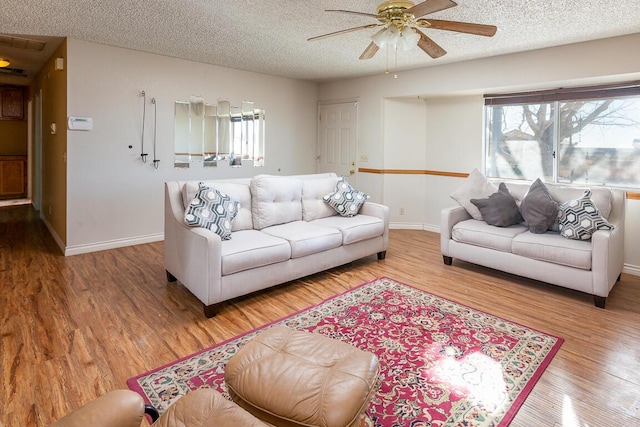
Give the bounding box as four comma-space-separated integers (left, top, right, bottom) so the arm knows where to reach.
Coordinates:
1, 204, 639, 426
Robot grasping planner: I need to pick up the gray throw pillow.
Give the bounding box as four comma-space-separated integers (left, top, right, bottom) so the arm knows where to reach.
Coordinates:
449, 168, 497, 220
519, 178, 559, 234
470, 182, 523, 227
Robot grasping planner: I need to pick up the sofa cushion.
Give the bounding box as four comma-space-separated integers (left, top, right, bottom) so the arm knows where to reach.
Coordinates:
261, 221, 343, 258
182, 181, 253, 231
519, 178, 559, 234
311, 214, 385, 245
323, 177, 370, 217
184, 184, 240, 240
250, 176, 302, 230
452, 219, 528, 253
450, 168, 498, 220
512, 231, 592, 270
558, 189, 614, 240
470, 182, 523, 227
221, 230, 291, 275
302, 176, 340, 221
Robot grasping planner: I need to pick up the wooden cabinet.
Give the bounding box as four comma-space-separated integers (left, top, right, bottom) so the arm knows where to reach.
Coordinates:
0, 156, 27, 199
0, 86, 25, 120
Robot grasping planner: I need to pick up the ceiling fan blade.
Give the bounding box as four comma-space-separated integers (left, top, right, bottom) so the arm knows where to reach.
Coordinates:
423, 19, 497, 37
308, 23, 380, 42
405, 0, 458, 18
359, 42, 380, 60
325, 9, 380, 19
415, 29, 447, 58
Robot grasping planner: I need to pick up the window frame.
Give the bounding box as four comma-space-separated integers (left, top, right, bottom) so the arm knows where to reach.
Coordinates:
483, 81, 640, 190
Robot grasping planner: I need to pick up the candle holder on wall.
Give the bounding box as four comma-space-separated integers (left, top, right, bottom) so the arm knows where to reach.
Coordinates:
140, 90, 149, 163
151, 97, 160, 169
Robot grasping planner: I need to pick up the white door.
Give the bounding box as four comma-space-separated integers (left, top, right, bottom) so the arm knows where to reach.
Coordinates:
317, 101, 358, 184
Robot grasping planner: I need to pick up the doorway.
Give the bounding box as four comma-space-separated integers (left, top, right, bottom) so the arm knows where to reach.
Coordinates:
317, 101, 358, 185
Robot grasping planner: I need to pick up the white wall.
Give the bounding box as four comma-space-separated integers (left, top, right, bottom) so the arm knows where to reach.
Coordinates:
66, 39, 318, 254
382, 98, 426, 227
319, 33, 640, 274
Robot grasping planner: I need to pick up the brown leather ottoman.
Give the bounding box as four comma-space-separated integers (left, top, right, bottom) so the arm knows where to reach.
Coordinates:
224, 325, 380, 427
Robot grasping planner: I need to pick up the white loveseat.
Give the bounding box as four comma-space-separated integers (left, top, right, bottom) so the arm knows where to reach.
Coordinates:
165, 173, 390, 317
441, 180, 625, 308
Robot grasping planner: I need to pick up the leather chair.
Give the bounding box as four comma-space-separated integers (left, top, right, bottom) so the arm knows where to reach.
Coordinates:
49, 387, 272, 427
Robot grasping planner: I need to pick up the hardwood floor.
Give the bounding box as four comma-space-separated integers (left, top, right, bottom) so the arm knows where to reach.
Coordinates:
1, 204, 639, 426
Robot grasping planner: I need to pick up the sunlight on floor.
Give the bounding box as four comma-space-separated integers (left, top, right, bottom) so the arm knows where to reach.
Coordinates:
433, 347, 508, 416
563, 395, 591, 427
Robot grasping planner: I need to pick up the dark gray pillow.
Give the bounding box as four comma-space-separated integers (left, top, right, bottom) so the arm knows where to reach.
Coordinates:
470, 182, 523, 227
520, 178, 559, 234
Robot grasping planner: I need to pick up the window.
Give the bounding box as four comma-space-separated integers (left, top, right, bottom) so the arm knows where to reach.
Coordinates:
484, 82, 640, 189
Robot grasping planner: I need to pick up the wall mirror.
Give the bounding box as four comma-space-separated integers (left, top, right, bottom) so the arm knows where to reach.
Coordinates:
174, 97, 265, 168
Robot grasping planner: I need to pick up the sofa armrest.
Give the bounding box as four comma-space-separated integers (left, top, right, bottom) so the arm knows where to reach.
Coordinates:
164, 182, 223, 306
49, 390, 144, 427
360, 201, 390, 249
591, 189, 626, 297
440, 205, 471, 256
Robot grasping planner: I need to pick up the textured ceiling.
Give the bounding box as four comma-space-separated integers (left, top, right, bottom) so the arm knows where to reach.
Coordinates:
1, 0, 640, 84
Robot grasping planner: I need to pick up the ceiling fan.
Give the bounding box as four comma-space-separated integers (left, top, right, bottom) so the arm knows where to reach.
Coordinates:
308, 0, 497, 60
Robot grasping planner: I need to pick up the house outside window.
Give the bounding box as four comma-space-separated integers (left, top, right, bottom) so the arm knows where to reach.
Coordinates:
484, 83, 640, 189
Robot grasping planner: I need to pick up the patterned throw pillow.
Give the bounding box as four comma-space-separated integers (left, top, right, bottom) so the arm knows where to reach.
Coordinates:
558, 189, 613, 240
184, 183, 240, 240
323, 177, 370, 217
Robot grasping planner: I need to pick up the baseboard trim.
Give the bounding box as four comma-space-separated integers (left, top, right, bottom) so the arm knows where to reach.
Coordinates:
41, 212, 66, 255
389, 222, 440, 233
389, 222, 425, 230
623, 264, 640, 277
64, 233, 164, 256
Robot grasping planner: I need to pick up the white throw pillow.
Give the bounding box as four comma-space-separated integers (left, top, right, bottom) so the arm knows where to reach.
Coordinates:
449, 169, 498, 220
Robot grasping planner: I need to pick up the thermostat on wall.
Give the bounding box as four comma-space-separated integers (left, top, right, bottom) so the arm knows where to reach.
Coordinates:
67, 116, 93, 131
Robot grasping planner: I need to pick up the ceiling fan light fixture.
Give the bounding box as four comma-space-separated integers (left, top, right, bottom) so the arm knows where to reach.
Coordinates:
372, 24, 400, 48
0, 58, 10, 68
400, 26, 421, 50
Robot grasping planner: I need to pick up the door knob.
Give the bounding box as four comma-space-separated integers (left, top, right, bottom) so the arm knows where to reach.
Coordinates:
349, 169, 355, 175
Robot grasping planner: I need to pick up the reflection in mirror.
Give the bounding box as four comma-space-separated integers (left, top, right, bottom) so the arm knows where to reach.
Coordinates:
217, 100, 231, 164
174, 101, 190, 168
174, 97, 265, 168
253, 108, 265, 167
203, 103, 217, 167
230, 105, 243, 167
242, 101, 254, 163
189, 96, 205, 164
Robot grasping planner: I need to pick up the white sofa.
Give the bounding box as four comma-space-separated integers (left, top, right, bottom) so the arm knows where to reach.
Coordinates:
441, 180, 625, 308
165, 173, 390, 317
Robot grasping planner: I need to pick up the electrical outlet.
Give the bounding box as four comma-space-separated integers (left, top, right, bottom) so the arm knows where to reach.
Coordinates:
400, 208, 405, 215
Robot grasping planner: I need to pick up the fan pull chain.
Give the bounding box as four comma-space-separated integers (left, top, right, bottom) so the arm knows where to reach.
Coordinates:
152, 98, 160, 169
140, 90, 148, 163
394, 46, 398, 79
384, 45, 389, 75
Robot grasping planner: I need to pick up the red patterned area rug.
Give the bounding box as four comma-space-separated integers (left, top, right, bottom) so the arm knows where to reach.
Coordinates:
128, 277, 563, 426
